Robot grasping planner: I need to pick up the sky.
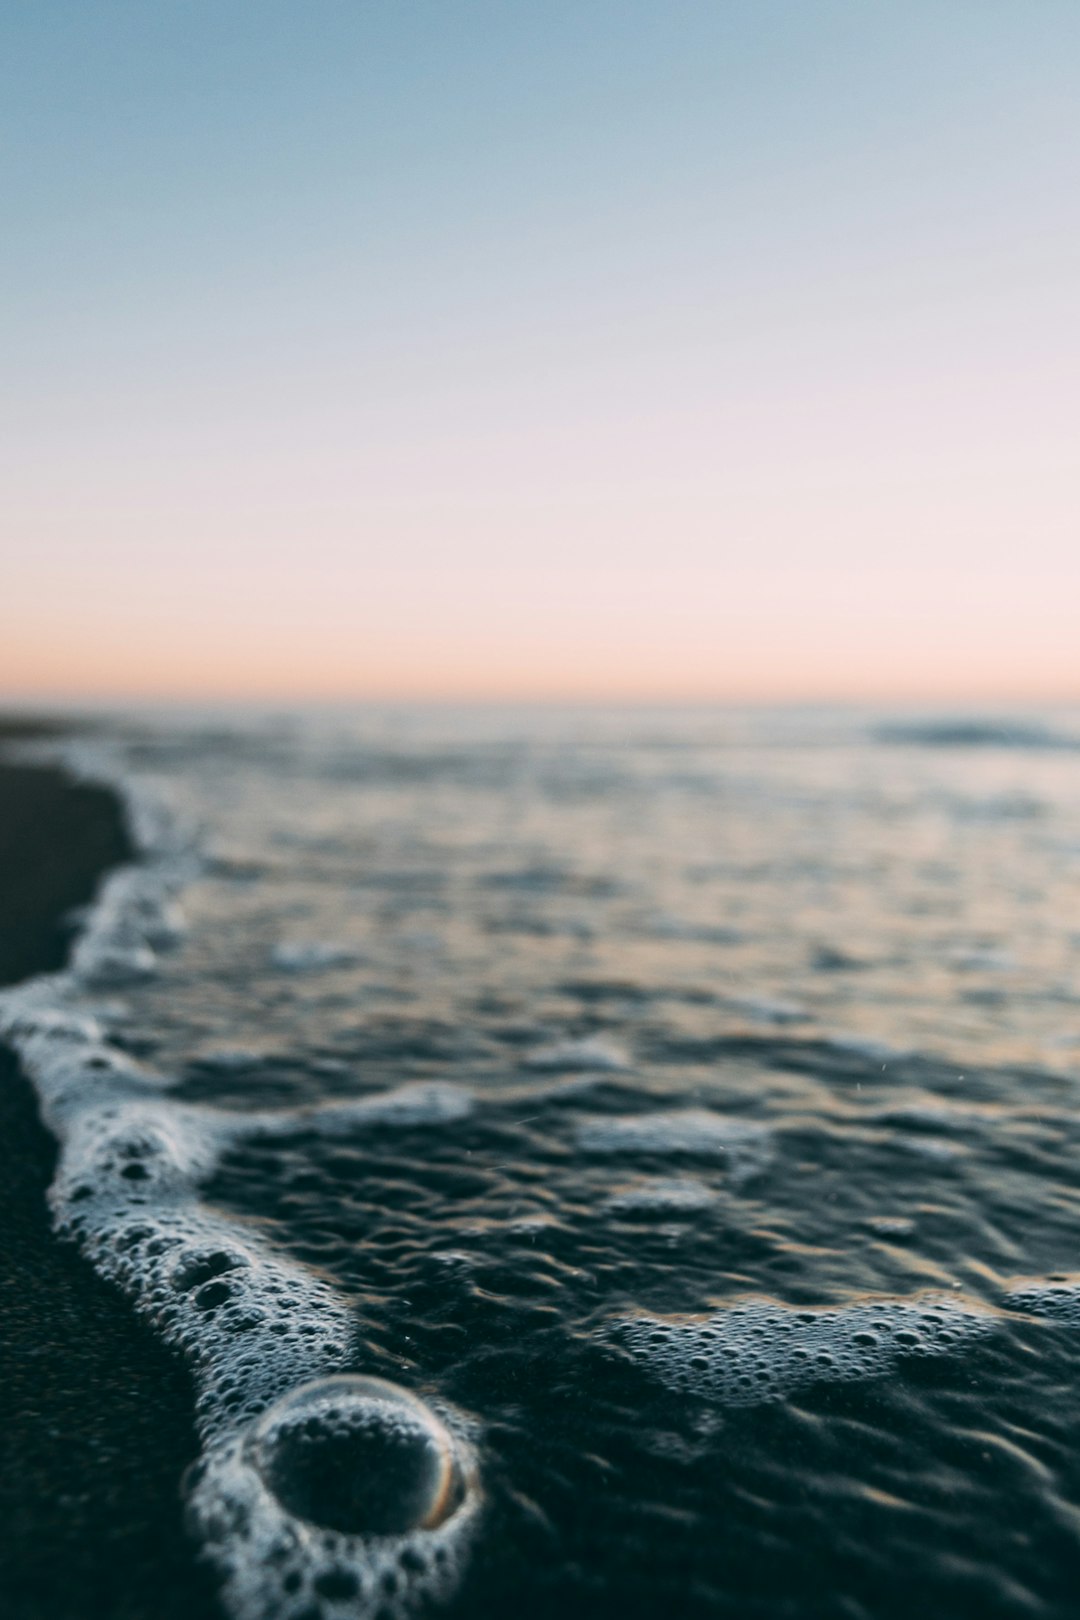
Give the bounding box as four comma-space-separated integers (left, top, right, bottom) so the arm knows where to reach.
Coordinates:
3, 1, 1079, 705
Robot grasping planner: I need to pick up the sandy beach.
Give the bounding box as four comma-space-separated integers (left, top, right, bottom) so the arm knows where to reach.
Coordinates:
0, 730, 222, 1620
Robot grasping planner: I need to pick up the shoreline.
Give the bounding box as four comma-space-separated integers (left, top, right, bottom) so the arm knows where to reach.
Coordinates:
0, 733, 222, 1620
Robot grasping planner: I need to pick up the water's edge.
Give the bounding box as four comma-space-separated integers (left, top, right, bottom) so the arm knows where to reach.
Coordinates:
0, 735, 483, 1620
8, 711, 1080, 1620
0, 750, 223, 1620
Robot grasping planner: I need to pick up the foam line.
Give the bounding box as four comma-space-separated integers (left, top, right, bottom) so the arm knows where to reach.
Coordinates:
0, 739, 482, 1620
611, 1294, 999, 1405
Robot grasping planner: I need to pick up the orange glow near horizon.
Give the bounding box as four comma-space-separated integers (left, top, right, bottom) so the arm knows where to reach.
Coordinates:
4, 561, 1079, 707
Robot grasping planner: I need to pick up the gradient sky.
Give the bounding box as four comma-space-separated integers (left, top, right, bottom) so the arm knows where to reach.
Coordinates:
3, 2, 1079, 703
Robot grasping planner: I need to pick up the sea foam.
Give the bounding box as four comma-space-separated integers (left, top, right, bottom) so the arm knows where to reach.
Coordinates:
611, 1295, 998, 1405
0, 740, 482, 1620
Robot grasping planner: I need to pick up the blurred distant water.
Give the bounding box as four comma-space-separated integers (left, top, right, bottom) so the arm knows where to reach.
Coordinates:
10, 705, 1080, 1620
119, 704, 1080, 1075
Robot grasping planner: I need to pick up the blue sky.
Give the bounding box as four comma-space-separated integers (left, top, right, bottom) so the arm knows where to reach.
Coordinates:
4, 3, 1079, 700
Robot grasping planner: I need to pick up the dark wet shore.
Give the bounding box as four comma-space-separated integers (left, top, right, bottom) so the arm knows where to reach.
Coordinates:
0, 730, 222, 1620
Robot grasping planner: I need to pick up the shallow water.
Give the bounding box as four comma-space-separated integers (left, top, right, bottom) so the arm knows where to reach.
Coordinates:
7, 705, 1080, 1619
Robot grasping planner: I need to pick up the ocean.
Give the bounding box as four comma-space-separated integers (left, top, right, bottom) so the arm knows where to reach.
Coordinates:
5, 704, 1080, 1620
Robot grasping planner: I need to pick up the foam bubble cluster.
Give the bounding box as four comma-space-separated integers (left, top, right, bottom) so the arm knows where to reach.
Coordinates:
190, 1378, 479, 1620
0, 981, 485, 1614
0, 743, 483, 1620
57, 740, 195, 989
611, 1295, 997, 1405
1002, 1275, 1080, 1326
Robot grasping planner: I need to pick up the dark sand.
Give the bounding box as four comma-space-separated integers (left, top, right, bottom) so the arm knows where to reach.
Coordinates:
0, 737, 223, 1619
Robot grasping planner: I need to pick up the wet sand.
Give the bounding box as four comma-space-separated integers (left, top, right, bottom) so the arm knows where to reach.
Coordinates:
0, 732, 222, 1620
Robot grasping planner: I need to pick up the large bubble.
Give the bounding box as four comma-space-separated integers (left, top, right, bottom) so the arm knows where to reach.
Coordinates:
248, 1376, 467, 1537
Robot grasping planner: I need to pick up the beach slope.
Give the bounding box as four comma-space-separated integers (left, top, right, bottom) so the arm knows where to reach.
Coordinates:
0, 745, 222, 1620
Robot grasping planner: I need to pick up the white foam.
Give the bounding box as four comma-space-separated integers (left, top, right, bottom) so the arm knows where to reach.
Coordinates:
0, 741, 484, 1620
611, 1294, 997, 1405
865, 1215, 916, 1239
271, 941, 360, 974
577, 1109, 772, 1183
0, 975, 483, 1617
1002, 1275, 1080, 1326
603, 1177, 718, 1214
0, 984, 353, 1413
48, 740, 197, 994
522, 1036, 631, 1072
242, 1083, 474, 1140
189, 1377, 481, 1620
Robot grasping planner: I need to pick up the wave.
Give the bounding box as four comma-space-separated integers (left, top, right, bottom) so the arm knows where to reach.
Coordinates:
873, 717, 1080, 750
7, 717, 1080, 1618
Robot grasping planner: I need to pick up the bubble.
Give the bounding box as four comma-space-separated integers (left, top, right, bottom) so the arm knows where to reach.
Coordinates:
173, 1251, 249, 1292
248, 1378, 466, 1538
189, 1380, 481, 1620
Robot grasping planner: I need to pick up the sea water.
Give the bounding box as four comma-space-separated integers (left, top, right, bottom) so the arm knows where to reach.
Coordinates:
5, 705, 1080, 1620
